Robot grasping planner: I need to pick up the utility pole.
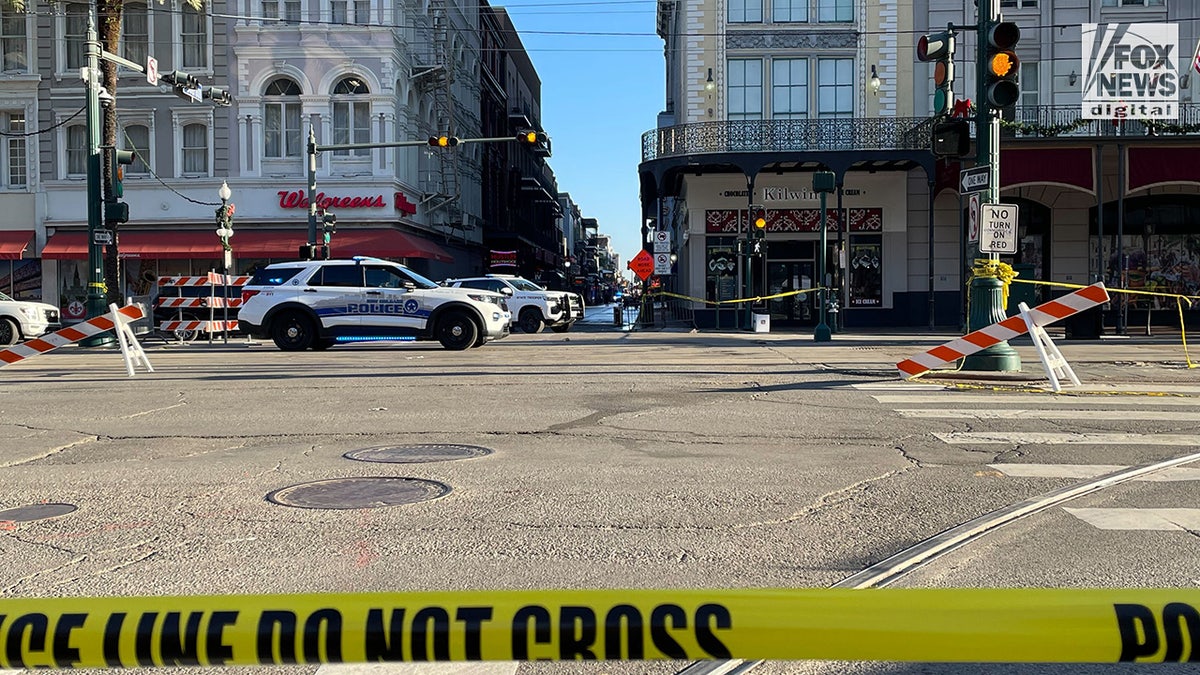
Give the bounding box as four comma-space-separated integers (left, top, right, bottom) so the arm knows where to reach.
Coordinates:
81, 14, 109, 347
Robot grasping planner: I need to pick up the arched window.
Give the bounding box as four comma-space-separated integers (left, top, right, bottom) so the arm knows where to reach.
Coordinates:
264, 77, 302, 158
332, 77, 369, 157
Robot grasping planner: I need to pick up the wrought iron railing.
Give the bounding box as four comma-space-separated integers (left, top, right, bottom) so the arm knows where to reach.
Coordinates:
641, 104, 1200, 162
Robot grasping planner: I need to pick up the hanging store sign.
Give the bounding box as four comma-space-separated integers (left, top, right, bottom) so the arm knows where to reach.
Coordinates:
1081, 23, 1179, 120
490, 250, 518, 267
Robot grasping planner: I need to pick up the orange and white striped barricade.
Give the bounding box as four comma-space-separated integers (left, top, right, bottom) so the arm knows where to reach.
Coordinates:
0, 303, 151, 375
108, 302, 154, 377
897, 282, 1109, 379
1015, 301, 1078, 393
156, 274, 248, 343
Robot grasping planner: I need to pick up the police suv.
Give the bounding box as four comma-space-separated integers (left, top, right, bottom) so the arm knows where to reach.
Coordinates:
238, 258, 511, 351
0, 291, 61, 346
441, 274, 584, 334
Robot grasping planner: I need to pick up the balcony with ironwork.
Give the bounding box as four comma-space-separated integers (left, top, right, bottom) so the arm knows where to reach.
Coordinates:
641, 104, 1200, 163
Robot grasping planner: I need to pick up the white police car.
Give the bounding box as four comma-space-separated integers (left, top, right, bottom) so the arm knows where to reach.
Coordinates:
238, 258, 511, 351
441, 274, 584, 334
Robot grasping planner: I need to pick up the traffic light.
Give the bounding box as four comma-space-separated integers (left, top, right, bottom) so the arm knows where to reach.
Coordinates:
750, 204, 767, 239
160, 70, 200, 89
932, 119, 971, 158
321, 212, 337, 244
427, 135, 459, 147
205, 87, 232, 106
104, 200, 129, 224
108, 149, 135, 199
917, 31, 955, 117
984, 21, 1021, 108
516, 129, 552, 157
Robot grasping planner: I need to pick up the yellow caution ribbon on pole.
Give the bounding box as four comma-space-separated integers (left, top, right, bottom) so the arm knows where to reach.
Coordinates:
967, 259, 1018, 310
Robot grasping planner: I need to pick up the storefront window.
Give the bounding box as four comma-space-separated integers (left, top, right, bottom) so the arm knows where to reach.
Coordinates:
705, 236, 737, 303
848, 234, 882, 307
0, 259, 41, 300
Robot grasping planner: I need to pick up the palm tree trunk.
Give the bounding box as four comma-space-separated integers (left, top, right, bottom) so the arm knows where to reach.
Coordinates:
100, 0, 123, 306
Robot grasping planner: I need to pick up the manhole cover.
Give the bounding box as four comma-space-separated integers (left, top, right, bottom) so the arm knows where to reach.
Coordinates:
266, 477, 450, 510
0, 503, 77, 523
344, 443, 493, 464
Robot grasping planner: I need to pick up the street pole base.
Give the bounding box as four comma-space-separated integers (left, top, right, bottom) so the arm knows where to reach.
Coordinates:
80, 333, 116, 348
814, 323, 832, 342
960, 343, 1021, 372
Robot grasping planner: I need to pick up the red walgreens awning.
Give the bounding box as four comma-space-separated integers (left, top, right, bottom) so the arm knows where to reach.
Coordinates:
0, 230, 34, 260
42, 228, 454, 263
41, 231, 224, 259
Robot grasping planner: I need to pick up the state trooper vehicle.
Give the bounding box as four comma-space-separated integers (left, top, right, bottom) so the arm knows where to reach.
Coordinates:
238, 258, 511, 351
441, 274, 584, 333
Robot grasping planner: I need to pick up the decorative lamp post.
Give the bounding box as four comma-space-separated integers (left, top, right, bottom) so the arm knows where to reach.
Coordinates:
813, 171, 836, 342
215, 180, 235, 275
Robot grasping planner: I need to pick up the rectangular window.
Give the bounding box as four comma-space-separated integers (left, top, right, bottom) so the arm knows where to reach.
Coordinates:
263, 0, 300, 22
727, 59, 763, 121
66, 125, 86, 176
1101, 0, 1163, 5
265, 103, 301, 158
333, 102, 370, 156
848, 234, 882, 307
331, 0, 347, 23
727, 0, 761, 23
1, 6, 28, 73
817, 0, 852, 22
283, 0, 301, 22
183, 124, 208, 174
122, 124, 150, 174
354, 0, 369, 23
1019, 62, 1038, 108
181, 6, 207, 69
122, 3, 148, 70
1000, 0, 1037, 7
772, 0, 807, 23
5, 113, 25, 187
771, 58, 808, 119
64, 3, 87, 71
705, 237, 738, 304
817, 58, 853, 118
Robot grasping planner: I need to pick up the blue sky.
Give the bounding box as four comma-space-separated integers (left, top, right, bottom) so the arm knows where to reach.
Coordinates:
503, 0, 663, 276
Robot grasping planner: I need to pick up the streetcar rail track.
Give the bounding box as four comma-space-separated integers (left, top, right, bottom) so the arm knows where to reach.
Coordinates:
675, 448, 1200, 674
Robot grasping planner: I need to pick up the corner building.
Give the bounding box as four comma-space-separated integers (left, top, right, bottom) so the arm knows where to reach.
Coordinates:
639, 0, 1200, 331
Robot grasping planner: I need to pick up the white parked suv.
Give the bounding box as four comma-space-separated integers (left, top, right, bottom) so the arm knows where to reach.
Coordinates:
238, 258, 511, 351
442, 274, 584, 333
0, 291, 61, 346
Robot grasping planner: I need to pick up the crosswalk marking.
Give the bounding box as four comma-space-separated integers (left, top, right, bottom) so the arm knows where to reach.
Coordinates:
897, 409, 1200, 421
1064, 508, 1200, 531
987, 463, 1200, 481
934, 431, 1200, 445
873, 394, 1200, 406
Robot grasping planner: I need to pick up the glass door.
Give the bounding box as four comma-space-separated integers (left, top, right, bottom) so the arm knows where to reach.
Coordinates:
767, 260, 815, 327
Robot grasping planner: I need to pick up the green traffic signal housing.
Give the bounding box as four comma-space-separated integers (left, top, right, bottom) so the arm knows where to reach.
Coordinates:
427, 135, 459, 147
108, 149, 135, 199
516, 129, 552, 157
917, 31, 955, 117
750, 204, 767, 238
985, 21, 1021, 108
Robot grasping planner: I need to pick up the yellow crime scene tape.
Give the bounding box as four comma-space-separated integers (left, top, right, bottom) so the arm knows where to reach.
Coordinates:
1, 589, 1198, 667
650, 287, 824, 307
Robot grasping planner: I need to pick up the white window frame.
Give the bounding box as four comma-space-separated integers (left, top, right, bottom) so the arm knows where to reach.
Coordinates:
1000, 0, 1037, 7
2, 111, 28, 189
727, 58, 763, 121
330, 0, 371, 25
332, 77, 371, 159
817, 0, 852, 23
772, 0, 807, 23
1101, 0, 1163, 6
58, 2, 88, 75
61, 122, 88, 179
771, 58, 808, 119
263, 78, 303, 161
0, 5, 31, 74
728, 0, 762, 24
120, 1, 150, 76
117, 111, 154, 181
262, 0, 301, 24
176, 1, 211, 72
172, 109, 213, 178
816, 57, 854, 118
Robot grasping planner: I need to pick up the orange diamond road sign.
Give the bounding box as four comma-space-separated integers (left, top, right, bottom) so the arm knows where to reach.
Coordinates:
628, 249, 654, 281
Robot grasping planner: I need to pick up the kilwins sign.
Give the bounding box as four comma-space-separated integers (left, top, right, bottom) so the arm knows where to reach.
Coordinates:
1082, 23, 1179, 120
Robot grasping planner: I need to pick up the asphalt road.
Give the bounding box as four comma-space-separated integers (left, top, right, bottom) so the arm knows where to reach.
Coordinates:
1, 325, 1197, 674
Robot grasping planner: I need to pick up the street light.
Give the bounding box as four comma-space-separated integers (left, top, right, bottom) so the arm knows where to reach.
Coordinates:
869, 65, 881, 95
215, 180, 235, 275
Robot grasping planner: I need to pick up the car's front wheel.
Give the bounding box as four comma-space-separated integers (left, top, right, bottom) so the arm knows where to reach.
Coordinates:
271, 311, 316, 351
519, 309, 544, 334
436, 311, 478, 350
0, 317, 19, 346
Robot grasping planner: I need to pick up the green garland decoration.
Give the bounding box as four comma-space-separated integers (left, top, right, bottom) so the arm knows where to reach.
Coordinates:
951, 104, 1200, 137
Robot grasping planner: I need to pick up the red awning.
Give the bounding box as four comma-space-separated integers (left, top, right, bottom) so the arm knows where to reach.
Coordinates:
0, 230, 33, 260
1126, 146, 1200, 192
999, 147, 1095, 193
42, 228, 454, 263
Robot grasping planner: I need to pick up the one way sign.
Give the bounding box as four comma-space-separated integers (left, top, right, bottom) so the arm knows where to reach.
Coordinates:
960, 165, 990, 194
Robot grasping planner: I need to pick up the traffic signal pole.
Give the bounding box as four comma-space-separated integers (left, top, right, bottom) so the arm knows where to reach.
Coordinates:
82, 15, 108, 347
961, 0, 1020, 372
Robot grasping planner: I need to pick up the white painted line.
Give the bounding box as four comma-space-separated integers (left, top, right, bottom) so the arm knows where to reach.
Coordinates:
317, 664, 519, 675
1064, 508, 1200, 531
988, 463, 1200, 482
898, 409, 1200, 421
850, 383, 949, 391
874, 394, 1200, 406
934, 431, 1200, 445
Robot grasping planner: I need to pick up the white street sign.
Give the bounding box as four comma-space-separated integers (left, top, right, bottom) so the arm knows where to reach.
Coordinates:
968, 193, 980, 244
653, 252, 672, 275
182, 85, 202, 103
146, 56, 159, 86
980, 203, 1019, 254
653, 230, 671, 253
93, 230, 113, 245
960, 165, 990, 194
